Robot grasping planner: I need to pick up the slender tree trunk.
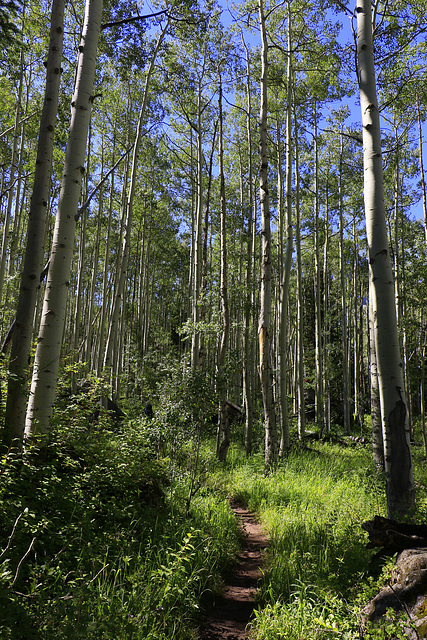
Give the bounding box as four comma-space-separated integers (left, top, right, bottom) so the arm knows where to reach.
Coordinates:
85, 146, 103, 366
294, 105, 305, 439
96, 141, 118, 374
3, 0, 65, 448
191, 77, 205, 372
369, 279, 383, 470
353, 219, 363, 433
421, 337, 427, 458
25, 0, 103, 441
0, 52, 24, 308
279, 13, 293, 455
72, 125, 91, 381
242, 34, 254, 455
313, 106, 324, 433
416, 95, 427, 247
217, 73, 230, 462
338, 135, 351, 435
357, 0, 414, 517
103, 20, 169, 374
258, 0, 277, 474
199, 120, 218, 368
323, 188, 331, 432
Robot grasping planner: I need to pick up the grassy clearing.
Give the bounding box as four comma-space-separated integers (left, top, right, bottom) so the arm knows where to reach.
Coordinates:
212, 442, 420, 639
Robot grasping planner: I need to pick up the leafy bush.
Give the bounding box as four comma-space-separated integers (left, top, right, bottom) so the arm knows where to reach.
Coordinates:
0, 375, 240, 639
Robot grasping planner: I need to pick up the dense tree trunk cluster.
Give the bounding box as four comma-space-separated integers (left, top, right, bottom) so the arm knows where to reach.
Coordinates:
1, 0, 427, 516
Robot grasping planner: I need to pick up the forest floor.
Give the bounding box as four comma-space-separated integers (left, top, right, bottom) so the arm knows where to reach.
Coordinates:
198, 501, 269, 640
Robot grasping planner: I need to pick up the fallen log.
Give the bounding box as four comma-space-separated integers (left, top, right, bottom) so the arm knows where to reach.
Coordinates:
362, 516, 427, 554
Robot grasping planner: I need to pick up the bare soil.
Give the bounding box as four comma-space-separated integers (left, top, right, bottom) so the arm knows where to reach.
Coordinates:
198, 501, 269, 640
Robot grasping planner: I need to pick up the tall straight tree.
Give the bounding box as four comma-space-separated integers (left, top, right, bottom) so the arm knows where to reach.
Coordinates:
278, 3, 293, 455
103, 17, 169, 375
356, 0, 414, 517
3, 0, 65, 449
25, 0, 103, 441
258, 0, 277, 473
216, 71, 230, 462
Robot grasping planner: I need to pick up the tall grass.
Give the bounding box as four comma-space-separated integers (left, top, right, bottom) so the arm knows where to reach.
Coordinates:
215, 442, 399, 639
0, 421, 240, 640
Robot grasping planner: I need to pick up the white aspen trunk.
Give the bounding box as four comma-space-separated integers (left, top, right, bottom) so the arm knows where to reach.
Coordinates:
3, 0, 65, 448
279, 11, 293, 455
25, 0, 103, 441
353, 219, 363, 433
103, 20, 169, 373
187, 126, 195, 336
357, 0, 414, 517
242, 34, 254, 455
416, 95, 427, 247
0, 52, 24, 307
323, 190, 330, 433
84, 149, 103, 366
369, 279, 383, 469
217, 73, 230, 462
96, 147, 116, 374
191, 81, 205, 371
258, 0, 277, 473
200, 120, 217, 369
313, 107, 324, 432
294, 106, 305, 439
71, 132, 90, 390
8, 83, 28, 280
338, 135, 350, 435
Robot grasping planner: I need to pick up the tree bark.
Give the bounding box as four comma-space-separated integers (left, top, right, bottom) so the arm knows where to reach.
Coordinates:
338, 133, 351, 435
25, 0, 103, 441
278, 10, 293, 456
293, 102, 305, 440
357, 0, 414, 517
241, 33, 254, 456
217, 73, 230, 462
258, 0, 277, 474
313, 105, 325, 433
3, 0, 65, 448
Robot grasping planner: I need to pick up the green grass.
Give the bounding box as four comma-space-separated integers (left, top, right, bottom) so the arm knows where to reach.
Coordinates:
2, 388, 426, 640
0, 417, 239, 639
211, 442, 416, 639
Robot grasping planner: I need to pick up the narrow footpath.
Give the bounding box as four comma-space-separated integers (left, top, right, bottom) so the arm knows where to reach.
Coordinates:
198, 502, 269, 640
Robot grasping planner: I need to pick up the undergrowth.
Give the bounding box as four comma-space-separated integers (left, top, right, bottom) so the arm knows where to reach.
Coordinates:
211, 443, 420, 640
0, 383, 239, 640
2, 365, 426, 640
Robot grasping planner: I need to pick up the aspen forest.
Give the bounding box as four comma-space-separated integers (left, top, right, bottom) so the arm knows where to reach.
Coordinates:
2, 0, 427, 638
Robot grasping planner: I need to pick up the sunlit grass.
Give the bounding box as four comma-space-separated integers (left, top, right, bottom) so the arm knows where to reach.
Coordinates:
211, 441, 392, 639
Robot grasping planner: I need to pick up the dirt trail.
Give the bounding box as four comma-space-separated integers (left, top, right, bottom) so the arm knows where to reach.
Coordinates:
198, 502, 269, 640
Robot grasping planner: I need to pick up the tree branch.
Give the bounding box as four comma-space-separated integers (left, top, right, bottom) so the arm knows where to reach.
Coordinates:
101, 10, 166, 31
